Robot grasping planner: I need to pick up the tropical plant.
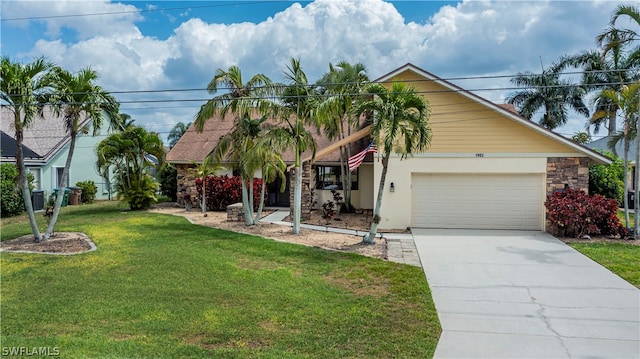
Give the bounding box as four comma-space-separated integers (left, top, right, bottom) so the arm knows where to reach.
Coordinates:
571, 131, 592, 144
588, 150, 626, 205
315, 62, 369, 212
157, 163, 178, 201
599, 83, 640, 236
167, 121, 191, 148
194, 65, 276, 225
545, 188, 624, 238
190, 155, 223, 214
43, 66, 120, 238
0, 56, 53, 240
352, 81, 432, 244
97, 125, 165, 210
558, 38, 639, 135
0, 163, 34, 217
269, 58, 319, 234
597, 4, 640, 59
75, 180, 97, 204
507, 60, 589, 129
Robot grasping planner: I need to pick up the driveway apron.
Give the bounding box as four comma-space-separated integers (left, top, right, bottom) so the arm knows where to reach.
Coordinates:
412, 229, 640, 359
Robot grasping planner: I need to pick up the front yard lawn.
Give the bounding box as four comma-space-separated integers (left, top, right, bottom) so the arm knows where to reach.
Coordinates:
569, 242, 640, 288
1, 202, 440, 358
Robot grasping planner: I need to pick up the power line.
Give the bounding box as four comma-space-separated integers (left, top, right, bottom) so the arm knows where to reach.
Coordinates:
0, 1, 287, 22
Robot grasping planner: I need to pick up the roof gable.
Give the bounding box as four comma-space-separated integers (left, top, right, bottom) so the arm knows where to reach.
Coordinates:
0, 106, 91, 162
1, 131, 41, 159
375, 63, 611, 164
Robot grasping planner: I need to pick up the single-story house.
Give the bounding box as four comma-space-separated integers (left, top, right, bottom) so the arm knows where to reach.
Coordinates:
1, 106, 115, 206
167, 63, 611, 232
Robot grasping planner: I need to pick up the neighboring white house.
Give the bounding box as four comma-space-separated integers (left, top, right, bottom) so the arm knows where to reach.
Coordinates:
1, 106, 116, 206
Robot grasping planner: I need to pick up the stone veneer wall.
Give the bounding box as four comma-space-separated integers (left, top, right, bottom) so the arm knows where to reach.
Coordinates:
545, 157, 589, 195
289, 161, 312, 220
175, 164, 198, 207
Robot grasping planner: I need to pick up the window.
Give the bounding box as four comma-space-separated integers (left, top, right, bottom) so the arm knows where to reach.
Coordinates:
55, 167, 68, 188
314, 166, 358, 190
27, 167, 41, 190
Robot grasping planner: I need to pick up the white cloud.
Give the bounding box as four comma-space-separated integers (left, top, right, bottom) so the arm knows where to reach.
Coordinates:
2, 0, 142, 40
6, 0, 625, 141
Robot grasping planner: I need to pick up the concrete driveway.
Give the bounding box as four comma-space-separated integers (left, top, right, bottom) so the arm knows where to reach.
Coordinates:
412, 229, 640, 359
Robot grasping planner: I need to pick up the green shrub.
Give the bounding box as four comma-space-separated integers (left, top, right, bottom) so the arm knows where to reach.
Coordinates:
589, 150, 626, 204
115, 173, 158, 210
0, 164, 34, 217
76, 180, 98, 203
158, 163, 177, 201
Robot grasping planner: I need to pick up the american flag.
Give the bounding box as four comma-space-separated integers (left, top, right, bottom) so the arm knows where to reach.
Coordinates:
348, 143, 377, 171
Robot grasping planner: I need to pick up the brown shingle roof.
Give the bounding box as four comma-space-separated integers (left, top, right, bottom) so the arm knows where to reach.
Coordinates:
166, 112, 371, 165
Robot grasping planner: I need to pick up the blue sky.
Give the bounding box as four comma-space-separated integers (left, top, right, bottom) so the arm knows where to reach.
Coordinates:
0, 0, 629, 142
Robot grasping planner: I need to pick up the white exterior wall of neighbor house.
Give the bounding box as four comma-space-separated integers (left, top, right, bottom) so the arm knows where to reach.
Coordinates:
373, 155, 548, 230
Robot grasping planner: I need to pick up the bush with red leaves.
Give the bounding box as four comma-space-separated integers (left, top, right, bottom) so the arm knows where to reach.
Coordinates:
200, 175, 265, 211
545, 188, 625, 238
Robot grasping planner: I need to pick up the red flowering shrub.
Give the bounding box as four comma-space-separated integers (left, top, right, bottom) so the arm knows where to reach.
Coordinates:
545, 188, 624, 238
203, 175, 265, 211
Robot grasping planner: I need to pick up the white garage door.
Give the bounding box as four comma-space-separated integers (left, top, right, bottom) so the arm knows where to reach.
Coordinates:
412, 173, 543, 230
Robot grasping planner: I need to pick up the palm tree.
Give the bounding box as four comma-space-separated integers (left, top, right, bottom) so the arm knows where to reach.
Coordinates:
1, 56, 54, 242
352, 82, 432, 244
45, 67, 120, 239
597, 5, 640, 59
168, 121, 191, 148
97, 125, 165, 210
269, 58, 319, 234
190, 155, 222, 214
194, 65, 273, 131
507, 60, 589, 129
194, 65, 275, 225
559, 32, 639, 135
599, 83, 640, 237
315, 62, 369, 211
210, 115, 261, 225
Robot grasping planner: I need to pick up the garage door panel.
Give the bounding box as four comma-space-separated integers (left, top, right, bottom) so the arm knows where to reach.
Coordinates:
412, 174, 543, 230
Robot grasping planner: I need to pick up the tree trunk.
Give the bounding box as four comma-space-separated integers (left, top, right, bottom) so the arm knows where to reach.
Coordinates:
292, 164, 302, 234
608, 112, 617, 136
201, 177, 206, 213
254, 177, 267, 224
623, 139, 630, 234
241, 179, 252, 226
44, 133, 77, 239
364, 154, 389, 244
15, 125, 42, 242
634, 133, 639, 237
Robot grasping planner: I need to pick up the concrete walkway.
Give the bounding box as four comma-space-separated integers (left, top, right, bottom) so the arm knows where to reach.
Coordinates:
412, 229, 640, 359
260, 210, 421, 266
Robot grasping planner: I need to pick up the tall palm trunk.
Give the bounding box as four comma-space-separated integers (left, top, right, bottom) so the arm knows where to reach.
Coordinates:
635, 133, 640, 237
241, 180, 253, 226
44, 133, 77, 239
292, 161, 302, 234
623, 139, 630, 233
15, 126, 42, 242
364, 154, 389, 244
254, 179, 267, 224
201, 178, 206, 213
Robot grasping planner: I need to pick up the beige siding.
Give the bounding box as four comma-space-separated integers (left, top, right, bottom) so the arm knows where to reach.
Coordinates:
386, 71, 578, 154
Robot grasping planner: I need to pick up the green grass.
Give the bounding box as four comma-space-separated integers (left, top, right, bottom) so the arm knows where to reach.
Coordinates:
569, 242, 640, 288
1, 202, 440, 358
617, 209, 635, 228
